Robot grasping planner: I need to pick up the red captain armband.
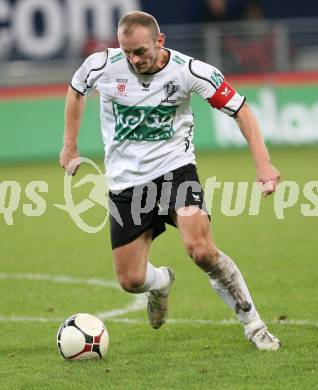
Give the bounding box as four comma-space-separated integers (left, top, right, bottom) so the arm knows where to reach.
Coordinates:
208, 80, 236, 109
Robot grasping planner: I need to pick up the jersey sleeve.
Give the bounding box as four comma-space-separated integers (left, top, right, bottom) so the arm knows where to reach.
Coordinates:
188, 59, 245, 117
70, 51, 108, 95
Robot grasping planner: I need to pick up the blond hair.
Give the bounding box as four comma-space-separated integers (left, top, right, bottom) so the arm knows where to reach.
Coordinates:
118, 11, 160, 41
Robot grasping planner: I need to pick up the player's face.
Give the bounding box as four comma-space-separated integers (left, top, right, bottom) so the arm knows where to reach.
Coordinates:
118, 26, 164, 74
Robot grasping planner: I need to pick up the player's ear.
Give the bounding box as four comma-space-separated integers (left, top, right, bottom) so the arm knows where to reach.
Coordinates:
157, 33, 165, 48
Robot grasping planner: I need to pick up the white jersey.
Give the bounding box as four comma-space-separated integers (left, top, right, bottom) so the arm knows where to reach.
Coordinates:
71, 48, 245, 191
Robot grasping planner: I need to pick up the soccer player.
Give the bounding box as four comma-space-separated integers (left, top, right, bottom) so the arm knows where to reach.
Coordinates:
60, 11, 281, 350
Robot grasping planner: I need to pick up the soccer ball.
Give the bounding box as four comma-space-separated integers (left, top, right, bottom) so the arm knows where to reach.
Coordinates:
57, 313, 109, 360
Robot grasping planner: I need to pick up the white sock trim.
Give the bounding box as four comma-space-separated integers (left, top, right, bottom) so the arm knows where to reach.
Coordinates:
207, 250, 262, 326
142, 263, 169, 292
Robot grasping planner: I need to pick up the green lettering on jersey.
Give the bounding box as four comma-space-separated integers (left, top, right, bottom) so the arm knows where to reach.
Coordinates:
113, 102, 177, 142
210, 71, 223, 87
110, 52, 124, 64
172, 54, 186, 65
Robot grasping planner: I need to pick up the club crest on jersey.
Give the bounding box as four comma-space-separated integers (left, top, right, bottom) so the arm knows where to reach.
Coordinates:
162, 81, 179, 104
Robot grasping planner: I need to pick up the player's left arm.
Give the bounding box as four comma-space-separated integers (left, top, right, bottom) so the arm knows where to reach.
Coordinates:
188, 59, 280, 196
235, 103, 280, 195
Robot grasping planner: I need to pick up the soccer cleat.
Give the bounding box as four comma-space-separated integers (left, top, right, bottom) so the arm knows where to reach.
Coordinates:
147, 267, 174, 329
250, 328, 281, 351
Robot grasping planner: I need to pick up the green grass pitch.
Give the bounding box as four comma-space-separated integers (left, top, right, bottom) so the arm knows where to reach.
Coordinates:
0, 146, 317, 389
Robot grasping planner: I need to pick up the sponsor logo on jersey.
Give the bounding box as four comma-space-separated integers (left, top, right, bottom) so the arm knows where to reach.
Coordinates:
117, 83, 126, 92
110, 52, 124, 64
210, 71, 223, 88
116, 78, 128, 83
116, 83, 126, 97
162, 81, 179, 104
172, 54, 186, 65
141, 82, 151, 91
113, 102, 177, 142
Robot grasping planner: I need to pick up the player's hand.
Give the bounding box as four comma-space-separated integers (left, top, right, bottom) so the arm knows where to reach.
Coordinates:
59, 145, 80, 176
256, 163, 280, 197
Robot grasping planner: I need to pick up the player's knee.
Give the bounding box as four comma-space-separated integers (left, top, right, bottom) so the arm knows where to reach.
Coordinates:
117, 272, 145, 293
185, 240, 219, 271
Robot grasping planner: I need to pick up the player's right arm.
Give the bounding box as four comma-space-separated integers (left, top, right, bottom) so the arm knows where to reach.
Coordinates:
59, 87, 86, 175
59, 50, 108, 175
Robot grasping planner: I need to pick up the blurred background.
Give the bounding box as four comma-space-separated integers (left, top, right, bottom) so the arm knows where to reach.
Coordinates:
1, 0, 318, 160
